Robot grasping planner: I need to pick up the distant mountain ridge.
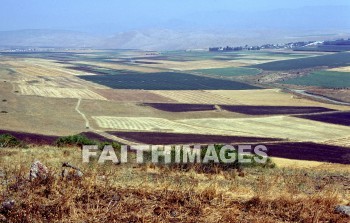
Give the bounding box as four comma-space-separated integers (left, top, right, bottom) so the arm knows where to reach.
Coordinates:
0, 5, 349, 50
0, 29, 102, 48
1, 28, 349, 51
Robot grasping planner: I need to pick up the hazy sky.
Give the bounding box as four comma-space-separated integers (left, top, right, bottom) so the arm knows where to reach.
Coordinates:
1, 0, 350, 33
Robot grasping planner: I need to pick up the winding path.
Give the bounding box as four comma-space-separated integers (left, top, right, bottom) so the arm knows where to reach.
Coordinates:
74, 98, 134, 145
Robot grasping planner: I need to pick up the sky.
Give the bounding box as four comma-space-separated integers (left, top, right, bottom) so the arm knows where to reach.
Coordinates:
1, 0, 350, 33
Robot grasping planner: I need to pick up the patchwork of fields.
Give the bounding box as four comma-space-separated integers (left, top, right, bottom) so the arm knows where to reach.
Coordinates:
1, 49, 350, 164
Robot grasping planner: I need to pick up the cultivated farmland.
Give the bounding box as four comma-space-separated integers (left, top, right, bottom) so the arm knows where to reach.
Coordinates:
178, 116, 350, 142
92, 116, 201, 133
144, 103, 217, 112
282, 70, 350, 88
1, 49, 350, 222
220, 105, 335, 115
296, 111, 350, 126
77, 71, 261, 90
94, 89, 177, 103
251, 52, 350, 71
18, 85, 107, 100
150, 90, 239, 104
1, 49, 350, 157
107, 131, 281, 144
193, 67, 261, 77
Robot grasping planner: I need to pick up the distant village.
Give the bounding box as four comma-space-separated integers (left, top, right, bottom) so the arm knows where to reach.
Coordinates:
209, 38, 350, 52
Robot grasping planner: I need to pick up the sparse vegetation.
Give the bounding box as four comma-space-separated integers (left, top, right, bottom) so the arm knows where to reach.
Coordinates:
0, 146, 349, 222
55, 134, 98, 147
55, 134, 121, 150
0, 134, 24, 148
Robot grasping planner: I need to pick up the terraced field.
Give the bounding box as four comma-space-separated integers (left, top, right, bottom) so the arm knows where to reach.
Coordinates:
18, 85, 107, 100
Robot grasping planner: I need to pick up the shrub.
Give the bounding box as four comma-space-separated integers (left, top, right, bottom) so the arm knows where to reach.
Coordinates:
143, 144, 275, 173
55, 134, 122, 150
55, 134, 97, 147
0, 134, 24, 148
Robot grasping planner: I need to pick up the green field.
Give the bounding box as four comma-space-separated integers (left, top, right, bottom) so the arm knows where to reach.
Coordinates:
282, 71, 350, 88
250, 52, 350, 71
193, 67, 261, 77
78, 71, 261, 90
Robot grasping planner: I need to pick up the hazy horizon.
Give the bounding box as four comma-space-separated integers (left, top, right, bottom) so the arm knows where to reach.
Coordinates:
1, 0, 349, 33
1, 0, 350, 49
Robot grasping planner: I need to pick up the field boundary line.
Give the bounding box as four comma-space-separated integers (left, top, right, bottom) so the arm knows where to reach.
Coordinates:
74, 99, 136, 144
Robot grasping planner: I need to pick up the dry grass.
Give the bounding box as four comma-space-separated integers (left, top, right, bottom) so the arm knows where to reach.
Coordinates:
151, 90, 238, 104
207, 89, 349, 110
0, 146, 349, 222
92, 116, 207, 134
0, 58, 91, 77
94, 89, 177, 103
0, 82, 86, 136
306, 88, 350, 104
137, 59, 245, 70
18, 85, 107, 100
179, 116, 350, 142
323, 136, 350, 148
328, 66, 350, 72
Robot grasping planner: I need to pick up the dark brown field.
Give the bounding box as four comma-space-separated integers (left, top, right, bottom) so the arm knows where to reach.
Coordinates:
144, 103, 217, 112
107, 131, 350, 164
107, 131, 282, 144
220, 105, 335, 115
264, 142, 350, 164
296, 111, 350, 126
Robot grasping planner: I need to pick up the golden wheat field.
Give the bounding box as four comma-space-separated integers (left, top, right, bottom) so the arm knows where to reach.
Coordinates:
18, 85, 107, 100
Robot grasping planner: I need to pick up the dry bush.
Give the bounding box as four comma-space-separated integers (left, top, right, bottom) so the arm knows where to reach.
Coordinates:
0, 147, 349, 222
